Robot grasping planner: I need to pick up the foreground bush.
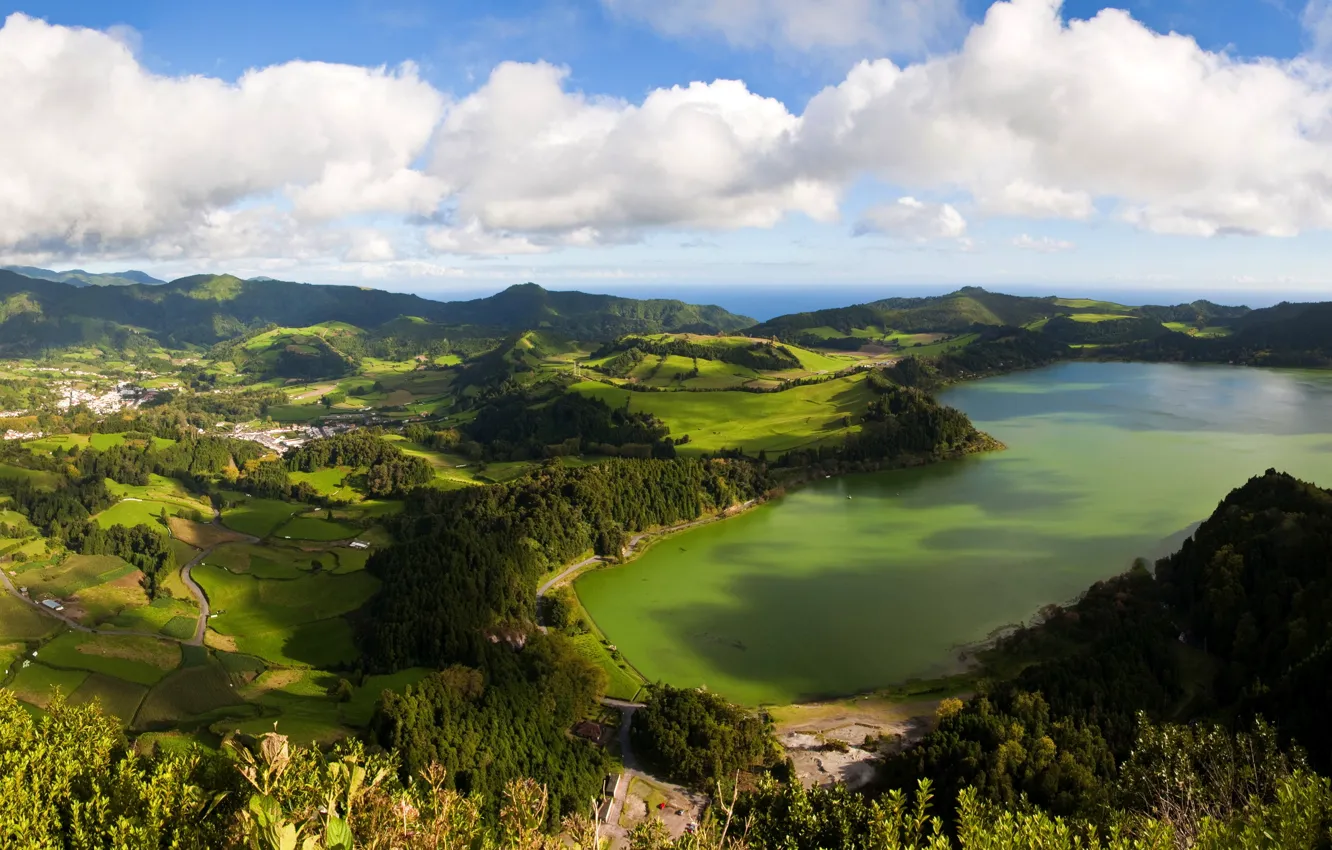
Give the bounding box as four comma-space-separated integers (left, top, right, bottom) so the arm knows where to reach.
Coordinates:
5, 689, 1332, 849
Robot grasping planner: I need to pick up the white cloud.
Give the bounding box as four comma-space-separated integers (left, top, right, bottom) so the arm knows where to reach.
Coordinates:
602, 0, 962, 54
1304, 0, 1332, 57
855, 197, 967, 240
426, 220, 550, 255
798, 0, 1332, 238
0, 13, 445, 258
1012, 233, 1074, 252
427, 61, 839, 243
14, 0, 1332, 276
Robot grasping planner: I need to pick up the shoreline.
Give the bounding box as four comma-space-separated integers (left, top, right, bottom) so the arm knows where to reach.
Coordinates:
538, 433, 1007, 706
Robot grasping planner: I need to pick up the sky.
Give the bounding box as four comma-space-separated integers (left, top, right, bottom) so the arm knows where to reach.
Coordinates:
5, 0, 1332, 306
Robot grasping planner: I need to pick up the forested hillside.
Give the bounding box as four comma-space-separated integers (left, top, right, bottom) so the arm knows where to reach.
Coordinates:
0, 271, 752, 354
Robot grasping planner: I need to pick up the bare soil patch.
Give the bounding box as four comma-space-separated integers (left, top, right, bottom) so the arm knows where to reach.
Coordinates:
772, 696, 943, 790
169, 518, 248, 549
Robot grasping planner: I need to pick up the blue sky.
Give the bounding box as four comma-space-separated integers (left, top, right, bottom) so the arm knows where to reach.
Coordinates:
5, 0, 1332, 306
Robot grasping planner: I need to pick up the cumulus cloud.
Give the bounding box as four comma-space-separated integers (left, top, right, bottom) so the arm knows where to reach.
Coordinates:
0, 12, 445, 259
1012, 233, 1074, 252
601, 0, 962, 54
15, 0, 1332, 273
855, 197, 967, 240
427, 61, 839, 241
799, 0, 1332, 238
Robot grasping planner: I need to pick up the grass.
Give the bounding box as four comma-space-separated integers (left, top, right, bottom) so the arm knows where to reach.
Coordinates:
9, 662, 90, 708
38, 632, 180, 686
167, 517, 249, 549
0, 463, 60, 490
69, 673, 150, 725
93, 499, 182, 530
342, 668, 434, 726
0, 592, 62, 640
571, 373, 873, 456
15, 553, 135, 601
1066, 312, 1132, 323
104, 594, 197, 635
275, 514, 357, 542
266, 405, 327, 423
160, 616, 198, 641
134, 661, 247, 728
221, 498, 303, 538
571, 632, 644, 701
192, 563, 377, 667
289, 467, 353, 497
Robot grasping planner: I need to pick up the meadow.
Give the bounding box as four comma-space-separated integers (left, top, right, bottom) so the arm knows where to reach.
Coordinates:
571, 373, 873, 455
221, 498, 303, 538
192, 562, 378, 667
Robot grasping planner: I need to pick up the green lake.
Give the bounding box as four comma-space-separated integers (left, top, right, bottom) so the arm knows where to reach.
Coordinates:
575, 362, 1332, 705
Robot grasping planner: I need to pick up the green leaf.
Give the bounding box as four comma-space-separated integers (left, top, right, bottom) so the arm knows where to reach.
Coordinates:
325, 816, 354, 850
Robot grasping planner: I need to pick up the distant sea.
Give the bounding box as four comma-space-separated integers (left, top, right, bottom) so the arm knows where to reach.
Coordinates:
413, 282, 1325, 322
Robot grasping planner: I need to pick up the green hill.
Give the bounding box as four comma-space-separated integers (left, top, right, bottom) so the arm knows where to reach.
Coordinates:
1, 265, 164, 287
0, 274, 754, 355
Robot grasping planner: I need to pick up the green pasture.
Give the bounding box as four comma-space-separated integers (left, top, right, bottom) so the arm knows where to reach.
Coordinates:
341, 668, 434, 726
93, 499, 182, 530
266, 404, 327, 423
1163, 322, 1233, 338
134, 660, 247, 728
0, 463, 60, 490
106, 474, 207, 510
289, 467, 353, 497
69, 673, 150, 726
107, 595, 198, 635
38, 632, 180, 686
0, 592, 61, 640
204, 541, 337, 579
392, 440, 484, 488
23, 434, 89, 454
15, 553, 135, 601
1067, 312, 1133, 323
902, 333, 980, 359
1052, 298, 1132, 311
9, 662, 90, 709
783, 344, 853, 372
571, 374, 873, 455
570, 632, 644, 701
276, 514, 357, 541
193, 563, 377, 667
221, 498, 303, 538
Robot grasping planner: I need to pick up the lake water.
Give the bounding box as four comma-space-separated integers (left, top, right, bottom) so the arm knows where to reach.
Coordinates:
575, 362, 1332, 705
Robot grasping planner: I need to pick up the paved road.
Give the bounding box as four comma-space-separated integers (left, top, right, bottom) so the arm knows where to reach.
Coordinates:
0, 514, 256, 649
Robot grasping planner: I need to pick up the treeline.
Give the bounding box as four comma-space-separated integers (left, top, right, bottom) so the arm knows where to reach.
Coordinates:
774, 373, 987, 472
458, 391, 673, 462
880, 329, 1071, 391
358, 456, 768, 671
632, 685, 777, 787
0, 477, 176, 594
1156, 469, 1332, 770
592, 336, 802, 373
286, 431, 432, 497
370, 650, 609, 829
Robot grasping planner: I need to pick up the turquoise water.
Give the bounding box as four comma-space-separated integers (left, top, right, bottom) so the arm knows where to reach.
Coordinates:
576, 363, 1332, 705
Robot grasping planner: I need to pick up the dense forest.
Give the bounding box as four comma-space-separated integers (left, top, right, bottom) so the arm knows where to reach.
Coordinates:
631, 685, 777, 787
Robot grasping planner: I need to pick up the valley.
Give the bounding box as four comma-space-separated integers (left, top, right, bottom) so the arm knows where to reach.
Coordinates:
6, 270, 1332, 845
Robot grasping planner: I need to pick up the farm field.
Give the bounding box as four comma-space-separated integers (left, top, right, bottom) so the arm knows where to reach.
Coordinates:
192, 562, 378, 667
221, 498, 303, 538
571, 373, 873, 455
275, 513, 357, 541
93, 498, 186, 529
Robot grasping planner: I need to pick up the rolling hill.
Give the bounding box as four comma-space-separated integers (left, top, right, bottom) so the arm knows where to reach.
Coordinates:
0, 273, 754, 355
1, 265, 165, 287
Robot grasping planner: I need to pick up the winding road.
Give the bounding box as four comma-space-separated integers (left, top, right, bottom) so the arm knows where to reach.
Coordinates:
0, 513, 256, 649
